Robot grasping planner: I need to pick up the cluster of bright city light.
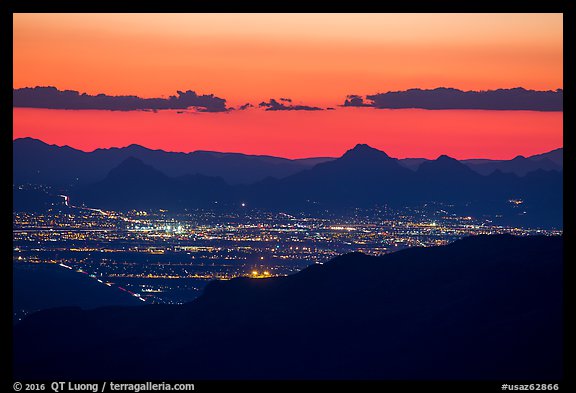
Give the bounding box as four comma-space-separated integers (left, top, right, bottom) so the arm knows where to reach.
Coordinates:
13, 204, 562, 306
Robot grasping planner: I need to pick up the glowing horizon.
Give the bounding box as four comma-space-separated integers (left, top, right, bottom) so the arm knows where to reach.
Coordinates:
13, 13, 563, 159
13, 107, 562, 160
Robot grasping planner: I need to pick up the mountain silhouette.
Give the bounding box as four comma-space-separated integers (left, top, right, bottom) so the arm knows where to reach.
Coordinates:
416, 155, 484, 200
14, 137, 561, 184
397, 157, 428, 170
528, 147, 563, 166
13, 138, 332, 186
107, 156, 170, 183
340, 142, 391, 161
13, 234, 562, 380
398, 148, 563, 176
74, 157, 230, 210
464, 153, 562, 176
247, 143, 417, 206
14, 139, 562, 228
14, 262, 142, 324
242, 145, 561, 228
307, 143, 409, 180
418, 154, 478, 177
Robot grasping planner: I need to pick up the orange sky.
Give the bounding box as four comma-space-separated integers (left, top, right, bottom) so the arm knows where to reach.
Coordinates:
13, 14, 563, 158
13, 13, 562, 106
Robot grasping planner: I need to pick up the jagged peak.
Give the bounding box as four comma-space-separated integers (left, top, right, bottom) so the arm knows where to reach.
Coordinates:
125, 143, 148, 150
418, 154, 475, 176
436, 154, 458, 162
341, 144, 390, 160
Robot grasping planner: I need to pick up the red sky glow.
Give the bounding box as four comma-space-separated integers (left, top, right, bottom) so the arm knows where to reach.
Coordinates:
13, 107, 562, 159
13, 13, 563, 158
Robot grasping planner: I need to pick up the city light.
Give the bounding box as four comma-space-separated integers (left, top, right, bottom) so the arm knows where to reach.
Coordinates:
13, 205, 562, 304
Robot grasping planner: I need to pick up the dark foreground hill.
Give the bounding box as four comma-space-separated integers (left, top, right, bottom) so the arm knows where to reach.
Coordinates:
14, 235, 562, 380
13, 262, 142, 323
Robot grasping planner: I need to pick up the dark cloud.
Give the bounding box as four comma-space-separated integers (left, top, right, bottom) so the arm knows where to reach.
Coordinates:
259, 98, 323, 111
343, 87, 563, 111
237, 103, 254, 110
343, 95, 371, 107
13, 86, 229, 112
279, 97, 292, 102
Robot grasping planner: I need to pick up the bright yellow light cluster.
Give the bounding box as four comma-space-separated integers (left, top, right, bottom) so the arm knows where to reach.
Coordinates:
250, 270, 271, 279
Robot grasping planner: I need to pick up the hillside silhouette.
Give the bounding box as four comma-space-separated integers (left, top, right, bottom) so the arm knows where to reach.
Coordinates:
76, 157, 230, 210
244, 145, 561, 227
13, 138, 331, 186
13, 138, 561, 186
14, 140, 562, 228
14, 235, 562, 379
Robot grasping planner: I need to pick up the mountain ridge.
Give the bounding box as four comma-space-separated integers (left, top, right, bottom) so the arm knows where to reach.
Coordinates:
14, 138, 562, 185
14, 234, 563, 380
13, 137, 333, 186
14, 139, 563, 228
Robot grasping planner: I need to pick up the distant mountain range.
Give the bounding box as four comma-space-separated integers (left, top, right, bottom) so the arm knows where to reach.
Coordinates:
398, 148, 562, 175
78, 157, 230, 210
13, 137, 332, 186
13, 138, 561, 187
13, 139, 562, 228
14, 234, 563, 379
241, 145, 561, 228
460, 149, 562, 176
